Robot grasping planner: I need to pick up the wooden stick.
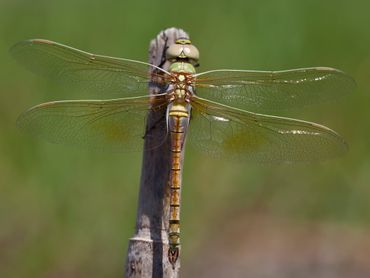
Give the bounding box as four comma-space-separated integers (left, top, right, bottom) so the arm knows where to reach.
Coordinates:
125, 27, 189, 278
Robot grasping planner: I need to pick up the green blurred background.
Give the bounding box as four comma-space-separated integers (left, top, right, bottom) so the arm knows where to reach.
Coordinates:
1, 0, 369, 277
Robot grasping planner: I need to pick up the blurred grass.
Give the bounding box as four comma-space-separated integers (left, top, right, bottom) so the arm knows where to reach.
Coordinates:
1, 0, 370, 277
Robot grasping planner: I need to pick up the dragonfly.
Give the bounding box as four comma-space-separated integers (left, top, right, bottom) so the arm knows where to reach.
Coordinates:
11, 38, 355, 268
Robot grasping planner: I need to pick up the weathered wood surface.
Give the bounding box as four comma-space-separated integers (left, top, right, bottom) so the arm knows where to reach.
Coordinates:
125, 27, 189, 278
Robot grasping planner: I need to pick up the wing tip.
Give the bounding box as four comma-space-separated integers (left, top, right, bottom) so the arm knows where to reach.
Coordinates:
30, 39, 54, 44
309, 66, 356, 95
10, 39, 55, 55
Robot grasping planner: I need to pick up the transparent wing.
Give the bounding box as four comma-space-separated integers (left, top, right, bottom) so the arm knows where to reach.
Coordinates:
17, 95, 168, 151
10, 39, 170, 99
189, 96, 347, 163
194, 67, 355, 112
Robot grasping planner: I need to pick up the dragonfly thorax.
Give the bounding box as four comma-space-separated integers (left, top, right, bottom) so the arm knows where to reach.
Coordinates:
167, 62, 196, 103
166, 71, 193, 120
169, 61, 196, 74
167, 71, 194, 103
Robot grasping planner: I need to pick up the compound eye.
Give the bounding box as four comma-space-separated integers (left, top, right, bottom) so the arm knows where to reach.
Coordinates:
166, 43, 200, 62
185, 45, 199, 61
166, 44, 183, 60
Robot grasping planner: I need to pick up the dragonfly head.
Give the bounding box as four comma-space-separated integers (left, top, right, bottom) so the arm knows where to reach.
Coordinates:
166, 38, 199, 67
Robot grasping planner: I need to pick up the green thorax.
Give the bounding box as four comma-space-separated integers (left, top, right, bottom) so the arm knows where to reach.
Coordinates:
169, 61, 196, 74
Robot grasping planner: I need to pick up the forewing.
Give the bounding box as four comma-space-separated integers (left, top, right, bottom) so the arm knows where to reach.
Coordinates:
17, 95, 168, 151
194, 67, 355, 112
10, 39, 170, 99
189, 96, 347, 163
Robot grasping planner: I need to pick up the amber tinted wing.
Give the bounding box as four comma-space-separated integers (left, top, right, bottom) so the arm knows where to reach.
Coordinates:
17, 95, 168, 151
194, 67, 355, 113
189, 96, 347, 163
10, 39, 170, 99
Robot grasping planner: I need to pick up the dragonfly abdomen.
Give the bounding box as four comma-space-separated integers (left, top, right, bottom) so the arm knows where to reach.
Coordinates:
167, 102, 190, 269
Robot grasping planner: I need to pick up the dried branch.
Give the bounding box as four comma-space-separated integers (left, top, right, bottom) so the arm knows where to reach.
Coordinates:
125, 27, 189, 278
